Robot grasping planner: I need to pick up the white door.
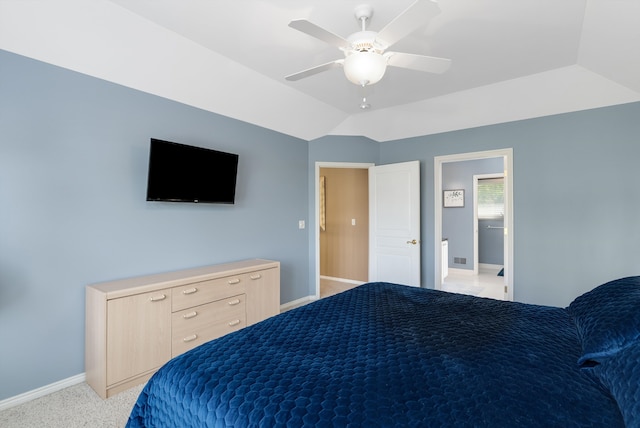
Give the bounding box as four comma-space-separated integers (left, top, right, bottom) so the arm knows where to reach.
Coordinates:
369, 161, 421, 286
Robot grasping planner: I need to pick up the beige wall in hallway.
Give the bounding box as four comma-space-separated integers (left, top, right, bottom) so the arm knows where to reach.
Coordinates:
319, 168, 369, 281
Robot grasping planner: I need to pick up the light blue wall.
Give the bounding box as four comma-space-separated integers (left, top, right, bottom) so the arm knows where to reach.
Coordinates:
0, 51, 309, 400
478, 219, 504, 265
442, 158, 504, 270
379, 103, 640, 307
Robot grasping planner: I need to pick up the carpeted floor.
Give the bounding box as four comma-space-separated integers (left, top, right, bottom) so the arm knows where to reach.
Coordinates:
0, 382, 143, 428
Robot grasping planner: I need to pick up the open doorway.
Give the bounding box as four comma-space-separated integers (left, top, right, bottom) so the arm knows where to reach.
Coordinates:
314, 162, 373, 299
434, 149, 513, 301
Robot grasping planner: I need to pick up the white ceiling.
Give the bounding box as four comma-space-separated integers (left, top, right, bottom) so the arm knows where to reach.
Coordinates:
1, 0, 639, 141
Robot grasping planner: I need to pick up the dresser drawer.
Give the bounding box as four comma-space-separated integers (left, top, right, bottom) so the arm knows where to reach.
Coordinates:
172, 275, 248, 312
171, 294, 246, 356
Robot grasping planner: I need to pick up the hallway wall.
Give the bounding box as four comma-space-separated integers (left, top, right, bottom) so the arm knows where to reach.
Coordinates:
319, 168, 369, 281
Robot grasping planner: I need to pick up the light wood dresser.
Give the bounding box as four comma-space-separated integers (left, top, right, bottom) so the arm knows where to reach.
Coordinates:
85, 259, 280, 399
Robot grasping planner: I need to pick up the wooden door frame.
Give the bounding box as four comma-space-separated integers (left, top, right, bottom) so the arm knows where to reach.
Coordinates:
434, 149, 514, 301
314, 162, 374, 300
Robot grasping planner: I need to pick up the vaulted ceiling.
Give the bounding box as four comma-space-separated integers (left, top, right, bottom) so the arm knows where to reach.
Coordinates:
1, 0, 639, 141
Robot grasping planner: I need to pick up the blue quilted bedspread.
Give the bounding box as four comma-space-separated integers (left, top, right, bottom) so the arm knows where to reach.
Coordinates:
127, 283, 623, 427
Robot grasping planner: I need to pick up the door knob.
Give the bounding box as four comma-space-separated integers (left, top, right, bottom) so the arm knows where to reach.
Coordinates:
406, 239, 419, 245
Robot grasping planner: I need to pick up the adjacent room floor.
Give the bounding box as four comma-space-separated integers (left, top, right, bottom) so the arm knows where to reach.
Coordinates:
441, 266, 506, 300
321, 267, 506, 301
320, 278, 361, 298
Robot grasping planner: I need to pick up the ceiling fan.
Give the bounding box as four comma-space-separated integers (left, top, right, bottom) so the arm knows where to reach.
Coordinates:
285, 0, 451, 87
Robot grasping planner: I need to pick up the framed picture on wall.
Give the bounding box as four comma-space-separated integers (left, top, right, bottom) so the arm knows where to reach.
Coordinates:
443, 189, 464, 207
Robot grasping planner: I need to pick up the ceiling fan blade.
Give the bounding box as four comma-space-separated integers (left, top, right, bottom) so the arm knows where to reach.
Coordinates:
289, 19, 350, 49
385, 52, 451, 74
285, 60, 344, 81
376, 0, 441, 49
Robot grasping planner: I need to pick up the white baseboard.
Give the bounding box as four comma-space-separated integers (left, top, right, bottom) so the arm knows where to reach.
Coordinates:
320, 276, 365, 286
0, 373, 85, 411
479, 263, 502, 271
280, 295, 316, 312
447, 267, 476, 276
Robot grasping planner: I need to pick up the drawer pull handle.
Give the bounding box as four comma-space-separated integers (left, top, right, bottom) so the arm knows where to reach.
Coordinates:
228, 278, 241, 285
183, 334, 198, 343
228, 319, 241, 327
183, 311, 198, 319
250, 274, 262, 280
149, 294, 166, 302
228, 299, 241, 306
182, 288, 198, 295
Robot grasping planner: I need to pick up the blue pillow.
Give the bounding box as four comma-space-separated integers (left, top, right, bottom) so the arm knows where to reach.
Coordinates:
593, 341, 640, 427
567, 276, 640, 365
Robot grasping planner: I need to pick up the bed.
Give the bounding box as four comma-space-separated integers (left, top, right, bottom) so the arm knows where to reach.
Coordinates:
127, 276, 640, 427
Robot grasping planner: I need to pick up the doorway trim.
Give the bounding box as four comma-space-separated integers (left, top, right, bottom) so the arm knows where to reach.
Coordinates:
314, 162, 375, 299
434, 148, 514, 301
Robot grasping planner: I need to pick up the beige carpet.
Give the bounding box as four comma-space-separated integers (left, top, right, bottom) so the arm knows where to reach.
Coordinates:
0, 382, 144, 428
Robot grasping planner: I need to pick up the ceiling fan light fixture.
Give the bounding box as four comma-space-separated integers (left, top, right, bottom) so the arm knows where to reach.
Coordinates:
343, 51, 387, 86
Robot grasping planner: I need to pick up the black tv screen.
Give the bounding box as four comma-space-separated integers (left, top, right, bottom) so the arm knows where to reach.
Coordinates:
146, 138, 239, 204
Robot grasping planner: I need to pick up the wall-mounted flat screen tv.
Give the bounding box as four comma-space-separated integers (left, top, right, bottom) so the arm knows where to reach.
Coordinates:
146, 138, 239, 204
